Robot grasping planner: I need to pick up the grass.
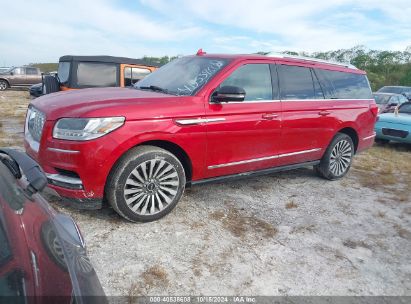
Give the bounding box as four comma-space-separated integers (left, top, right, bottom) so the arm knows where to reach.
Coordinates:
285, 201, 298, 209
209, 205, 277, 239
352, 144, 411, 202
127, 265, 169, 300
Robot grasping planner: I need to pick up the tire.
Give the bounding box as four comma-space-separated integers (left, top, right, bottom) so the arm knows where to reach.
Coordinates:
315, 133, 354, 180
106, 145, 186, 222
0, 79, 8, 91
43, 75, 59, 95
41, 221, 67, 270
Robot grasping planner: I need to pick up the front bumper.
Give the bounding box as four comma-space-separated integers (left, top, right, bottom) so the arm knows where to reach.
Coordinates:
24, 120, 127, 206
375, 122, 411, 143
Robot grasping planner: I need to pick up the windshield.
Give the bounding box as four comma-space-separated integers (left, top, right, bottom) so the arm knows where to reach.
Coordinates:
135, 56, 230, 96
58, 61, 70, 83
373, 94, 391, 105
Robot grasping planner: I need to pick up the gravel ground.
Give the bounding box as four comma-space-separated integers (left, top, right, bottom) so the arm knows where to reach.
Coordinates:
1, 90, 411, 297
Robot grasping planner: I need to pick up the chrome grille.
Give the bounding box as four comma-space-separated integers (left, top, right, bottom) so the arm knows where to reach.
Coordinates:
27, 107, 46, 142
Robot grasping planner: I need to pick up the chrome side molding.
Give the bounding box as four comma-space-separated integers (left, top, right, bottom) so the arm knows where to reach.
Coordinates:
208, 148, 321, 169
175, 118, 225, 125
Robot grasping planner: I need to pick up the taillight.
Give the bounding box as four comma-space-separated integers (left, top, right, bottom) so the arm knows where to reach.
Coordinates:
370, 104, 379, 117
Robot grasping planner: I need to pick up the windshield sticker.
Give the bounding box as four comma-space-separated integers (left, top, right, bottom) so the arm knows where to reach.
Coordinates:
176, 60, 225, 96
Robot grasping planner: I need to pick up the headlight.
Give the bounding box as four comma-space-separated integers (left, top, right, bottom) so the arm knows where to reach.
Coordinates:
53, 117, 125, 141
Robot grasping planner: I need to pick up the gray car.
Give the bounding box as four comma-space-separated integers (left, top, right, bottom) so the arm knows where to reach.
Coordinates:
0, 66, 42, 91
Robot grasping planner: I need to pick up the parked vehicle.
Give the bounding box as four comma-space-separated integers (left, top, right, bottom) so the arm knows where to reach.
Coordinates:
29, 71, 58, 98
0, 67, 10, 74
377, 86, 411, 101
375, 102, 411, 144
24, 51, 377, 222
0, 66, 42, 91
0, 149, 106, 302
373, 92, 408, 114
37, 55, 158, 97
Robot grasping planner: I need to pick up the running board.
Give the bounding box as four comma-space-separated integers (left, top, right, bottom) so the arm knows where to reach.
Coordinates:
189, 160, 320, 187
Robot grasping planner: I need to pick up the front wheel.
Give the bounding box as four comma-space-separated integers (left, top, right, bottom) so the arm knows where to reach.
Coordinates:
0, 80, 8, 91
106, 146, 186, 222
315, 133, 354, 180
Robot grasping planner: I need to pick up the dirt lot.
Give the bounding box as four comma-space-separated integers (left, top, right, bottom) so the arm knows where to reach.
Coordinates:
1, 90, 410, 297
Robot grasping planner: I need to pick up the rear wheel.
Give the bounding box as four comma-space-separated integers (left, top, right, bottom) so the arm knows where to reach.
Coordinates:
0, 80, 8, 91
106, 146, 186, 222
315, 133, 354, 180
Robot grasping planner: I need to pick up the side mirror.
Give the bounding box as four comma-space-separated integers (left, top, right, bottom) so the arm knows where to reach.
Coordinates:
10, 71, 14, 75
213, 86, 246, 102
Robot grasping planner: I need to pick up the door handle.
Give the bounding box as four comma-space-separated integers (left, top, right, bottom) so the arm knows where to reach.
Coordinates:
318, 111, 331, 116
262, 113, 279, 120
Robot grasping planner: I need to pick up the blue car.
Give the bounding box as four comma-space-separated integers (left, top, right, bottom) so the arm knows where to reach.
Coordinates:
375, 102, 411, 144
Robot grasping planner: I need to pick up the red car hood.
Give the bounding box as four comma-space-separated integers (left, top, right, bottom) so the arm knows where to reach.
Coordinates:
31, 87, 177, 121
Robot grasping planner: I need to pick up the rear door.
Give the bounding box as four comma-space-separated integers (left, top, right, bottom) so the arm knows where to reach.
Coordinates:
277, 63, 327, 165
25, 68, 42, 85
204, 61, 282, 178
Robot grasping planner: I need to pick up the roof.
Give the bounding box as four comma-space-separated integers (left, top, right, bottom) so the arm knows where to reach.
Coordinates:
59, 55, 159, 67
196, 52, 364, 74
373, 92, 404, 96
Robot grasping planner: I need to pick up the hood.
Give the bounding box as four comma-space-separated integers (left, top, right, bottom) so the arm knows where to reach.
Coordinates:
378, 113, 411, 125
31, 87, 178, 121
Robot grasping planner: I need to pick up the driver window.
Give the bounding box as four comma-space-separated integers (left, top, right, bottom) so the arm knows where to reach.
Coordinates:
220, 64, 273, 101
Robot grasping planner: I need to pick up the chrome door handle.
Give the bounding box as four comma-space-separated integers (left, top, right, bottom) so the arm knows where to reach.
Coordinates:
262, 113, 279, 120
318, 111, 331, 116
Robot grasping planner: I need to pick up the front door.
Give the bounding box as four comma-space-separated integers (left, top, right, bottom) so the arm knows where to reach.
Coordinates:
204, 62, 282, 178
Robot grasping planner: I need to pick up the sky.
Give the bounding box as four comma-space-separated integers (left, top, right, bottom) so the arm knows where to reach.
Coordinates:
1, 0, 411, 66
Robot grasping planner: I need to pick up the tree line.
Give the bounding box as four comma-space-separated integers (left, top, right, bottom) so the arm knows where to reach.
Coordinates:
30, 46, 411, 91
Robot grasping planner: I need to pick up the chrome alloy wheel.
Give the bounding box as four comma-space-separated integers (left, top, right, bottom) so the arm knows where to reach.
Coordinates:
123, 159, 180, 215
329, 139, 352, 176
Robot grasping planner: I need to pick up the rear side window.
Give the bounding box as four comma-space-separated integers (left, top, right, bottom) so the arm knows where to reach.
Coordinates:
278, 65, 322, 100
315, 69, 372, 99
26, 68, 38, 75
220, 64, 273, 101
76, 62, 117, 87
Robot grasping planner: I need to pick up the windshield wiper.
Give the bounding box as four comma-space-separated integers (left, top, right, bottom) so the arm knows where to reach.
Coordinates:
137, 85, 171, 94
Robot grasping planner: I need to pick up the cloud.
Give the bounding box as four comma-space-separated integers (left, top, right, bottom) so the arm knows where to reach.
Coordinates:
0, 0, 205, 65
1, 0, 410, 65
141, 0, 411, 52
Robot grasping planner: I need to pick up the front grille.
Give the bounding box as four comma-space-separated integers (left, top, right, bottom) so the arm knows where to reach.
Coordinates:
382, 128, 409, 138
27, 107, 46, 142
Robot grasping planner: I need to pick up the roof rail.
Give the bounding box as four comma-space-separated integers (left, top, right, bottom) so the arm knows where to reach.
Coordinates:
265, 52, 358, 70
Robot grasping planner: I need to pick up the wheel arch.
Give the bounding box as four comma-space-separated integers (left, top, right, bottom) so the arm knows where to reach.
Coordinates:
336, 127, 359, 153
0, 78, 10, 88
106, 139, 193, 187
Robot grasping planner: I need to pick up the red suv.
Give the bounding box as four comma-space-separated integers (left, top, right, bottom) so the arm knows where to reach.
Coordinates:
24, 52, 377, 222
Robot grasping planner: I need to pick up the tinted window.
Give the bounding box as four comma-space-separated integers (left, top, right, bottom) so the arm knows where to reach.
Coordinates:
399, 102, 411, 114
26, 68, 38, 75
124, 67, 151, 86
76, 62, 117, 87
58, 62, 70, 83
0, 222, 11, 266
278, 65, 318, 100
220, 64, 272, 101
316, 69, 372, 99
136, 57, 229, 96
0, 271, 26, 300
